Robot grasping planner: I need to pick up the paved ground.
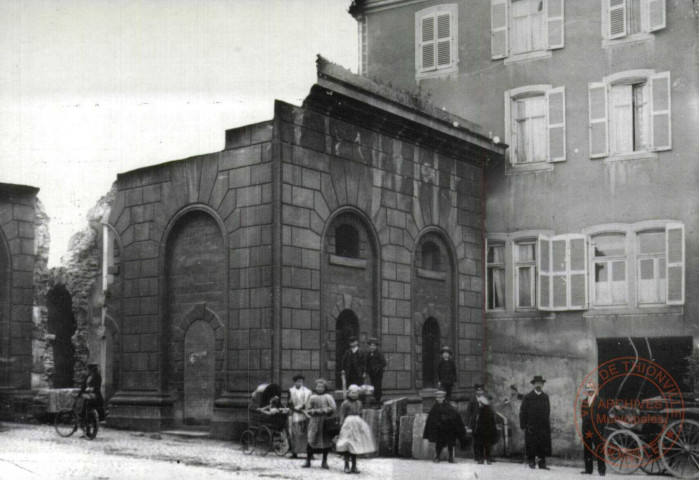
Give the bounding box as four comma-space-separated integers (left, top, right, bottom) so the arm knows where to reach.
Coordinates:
2, 422, 630, 479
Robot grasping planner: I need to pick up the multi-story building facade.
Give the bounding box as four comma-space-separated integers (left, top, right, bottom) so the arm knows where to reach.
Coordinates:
349, 0, 699, 453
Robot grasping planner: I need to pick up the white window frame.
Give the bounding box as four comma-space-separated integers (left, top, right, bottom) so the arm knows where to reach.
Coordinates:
415, 4, 458, 80
601, 0, 666, 45
583, 221, 684, 310
514, 239, 537, 310
588, 69, 671, 161
505, 85, 566, 173
486, 239, 507, 311
589, 231, 629, 307
491, 0, 564, 63
538, 233, 588, 311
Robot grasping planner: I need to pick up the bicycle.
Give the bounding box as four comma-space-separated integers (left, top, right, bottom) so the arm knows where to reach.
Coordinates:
54, 393, 99, 440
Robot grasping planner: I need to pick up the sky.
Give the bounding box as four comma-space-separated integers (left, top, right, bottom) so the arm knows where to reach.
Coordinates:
0, 0, 358, 266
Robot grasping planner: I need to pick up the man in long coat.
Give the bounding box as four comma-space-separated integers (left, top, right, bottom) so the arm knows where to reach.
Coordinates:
341, 336, 365, 388
287, 373, 312, 459
580, 381, 606, 476
423, 390, 467, 463
437, 346, 457, 400
364, 337, 387, 404
520, 375, 552, 470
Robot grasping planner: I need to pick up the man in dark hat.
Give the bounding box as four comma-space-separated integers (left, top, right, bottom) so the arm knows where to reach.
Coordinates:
364, 337, 387, 404
465, 383, 486, 434
79, 363, 105, 421
437, 346, 457, 400
520, 375, 552, 470
341, 336, 365, 390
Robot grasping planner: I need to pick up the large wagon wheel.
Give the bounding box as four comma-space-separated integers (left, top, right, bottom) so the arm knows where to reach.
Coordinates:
640, 454, 665, 475
604, 429, 644, 475
659, 419, 699, 479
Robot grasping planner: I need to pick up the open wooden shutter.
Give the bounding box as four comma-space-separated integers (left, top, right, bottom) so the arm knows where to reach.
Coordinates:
666, 223, 684, 305
647, 0, 666, 32
551, 236, 567, 310
546, 87, 566, 162
589, 82, 609, 158
491, 0, 508, 60
650, 71, 671, 151
568, 235, 588, 309
419, 14, 436, 72
537, 235, 552, 311
436, 13, 453, 68
546, 0, 565, 50
609, 0, 627, 39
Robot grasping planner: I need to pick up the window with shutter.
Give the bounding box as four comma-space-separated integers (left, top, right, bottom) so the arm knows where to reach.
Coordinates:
602, 0, 665, 42
590, 70, 671, 160
487, 241, 506, 310
515, 241, 537, 309
492, 0, 564, 61
637, 230, 666, 305
666, 223, 684, 305
506, 85, 566, 171
591, 234, 627, 306
537, 234, 588, 311
416, 5, 458, 79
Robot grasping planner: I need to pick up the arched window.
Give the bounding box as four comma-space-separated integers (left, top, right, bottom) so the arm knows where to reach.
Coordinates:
335, 310, 359, 385
421, 241, 441, 271
335, 224, 359, 258
422, 318, 441, 388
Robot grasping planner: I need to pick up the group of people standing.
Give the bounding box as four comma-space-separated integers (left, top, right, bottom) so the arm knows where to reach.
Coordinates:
286, 374, 376, 474
340, 336, 387, 403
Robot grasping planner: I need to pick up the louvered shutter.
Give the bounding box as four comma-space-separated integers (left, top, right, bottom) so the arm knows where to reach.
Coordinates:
608, 0, 627, 39
491, 0, 508, 60
537, 235, 552, 311
546, 87, 566, 162
650, 71, 671, 151
589, 82, 609, 158
648, 0, 666, 32
419, 14, 436, 72
546, 0, 565, 49
666, 223, 684, 305
436, 13, 453, 68
551, 237, 567, 310
568, 235, 588, 309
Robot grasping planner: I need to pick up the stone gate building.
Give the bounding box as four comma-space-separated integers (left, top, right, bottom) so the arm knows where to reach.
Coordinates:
104, 59, 504, 436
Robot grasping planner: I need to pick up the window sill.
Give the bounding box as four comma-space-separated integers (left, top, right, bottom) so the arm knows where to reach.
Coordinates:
328, 254, 367, 269
505, 161, 553, 175
583, 305, 683, 317
486, 310, 555, 320
604, 151, 658, 163
504, 50, 552, 65
416, 268, 446, 281
416, 65, 458, 81
603, 33, 653, 48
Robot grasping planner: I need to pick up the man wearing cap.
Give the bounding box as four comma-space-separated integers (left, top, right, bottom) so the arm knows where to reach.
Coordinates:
364, 337, 387, 404
341, 336, 365, 390
520, 375, 552, 470
437, 346, 457, 400
288, 374, 312, 459
465, 383, 486, 428
80, 363, 105, 421
580, 381, 606, 476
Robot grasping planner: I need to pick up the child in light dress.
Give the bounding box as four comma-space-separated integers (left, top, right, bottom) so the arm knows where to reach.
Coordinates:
335, 384, 377, 474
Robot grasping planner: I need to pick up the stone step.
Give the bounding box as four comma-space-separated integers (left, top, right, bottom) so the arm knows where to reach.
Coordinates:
161, 429, 210, 439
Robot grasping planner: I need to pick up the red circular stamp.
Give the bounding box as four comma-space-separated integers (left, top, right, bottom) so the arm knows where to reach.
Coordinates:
574, 357, 685, 472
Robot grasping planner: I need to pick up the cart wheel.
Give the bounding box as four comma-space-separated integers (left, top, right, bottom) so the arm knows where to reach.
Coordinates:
55, 410, 78, 437
240, 429, 255, 455
640, 451, 665, 476
604, 429, 643, 475
272, 430, 290, 456
255, 426, 272, 456
659, 419, 699, 479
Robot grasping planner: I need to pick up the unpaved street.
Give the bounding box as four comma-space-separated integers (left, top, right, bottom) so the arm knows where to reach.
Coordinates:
2, 422, 619, 479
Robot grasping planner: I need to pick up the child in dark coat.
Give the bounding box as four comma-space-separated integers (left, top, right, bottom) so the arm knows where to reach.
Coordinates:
469, 395, 499, 464
423, 390, 467, 463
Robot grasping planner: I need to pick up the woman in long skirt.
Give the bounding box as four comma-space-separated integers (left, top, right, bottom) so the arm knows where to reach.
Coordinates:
304, 378, 336, 469
335, 384, 377, 474
288, 374, 312, 458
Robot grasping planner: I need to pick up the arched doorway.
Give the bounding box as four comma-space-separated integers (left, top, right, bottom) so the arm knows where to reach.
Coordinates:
184, 320, 215, 425
422, 318, 440, 388
47, 285, 76, 388
335, 310, 359, 386
165, 210, 225, 423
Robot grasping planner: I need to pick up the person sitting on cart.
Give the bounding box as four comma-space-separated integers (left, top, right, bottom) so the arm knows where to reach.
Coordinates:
288, 373, 312, 459
79, 363, 105, 421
